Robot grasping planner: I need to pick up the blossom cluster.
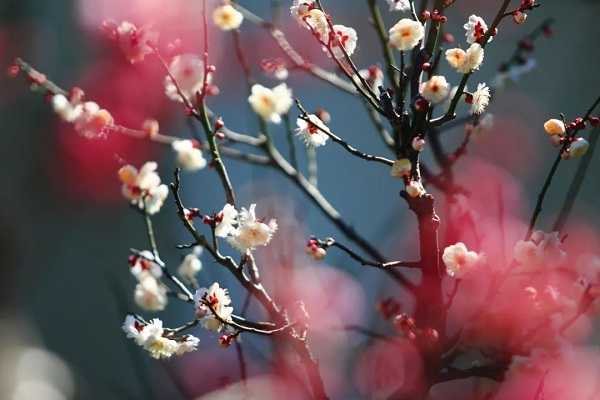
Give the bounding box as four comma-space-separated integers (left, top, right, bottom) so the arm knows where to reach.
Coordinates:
122, 315, 199, 359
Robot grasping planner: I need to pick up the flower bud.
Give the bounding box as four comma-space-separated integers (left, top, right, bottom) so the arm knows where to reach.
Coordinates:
390, 158, 411, 178
513, 11, 527, 24
570, 138, 589, 158
543, 119, 565, 135
412, 137, 426, 151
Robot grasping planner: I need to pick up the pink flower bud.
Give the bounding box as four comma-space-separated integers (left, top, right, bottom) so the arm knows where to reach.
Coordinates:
412, 137, 426, 152
214, 118, 225, 130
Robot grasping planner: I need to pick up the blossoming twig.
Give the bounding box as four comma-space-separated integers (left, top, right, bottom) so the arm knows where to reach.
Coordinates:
527, 94, 600, 239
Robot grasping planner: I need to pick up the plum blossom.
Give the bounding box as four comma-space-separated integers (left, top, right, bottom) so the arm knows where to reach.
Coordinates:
134, 274, 168, 312
73, 101, 114, 138
164, 54, 215, 103
172, 139, 207, 171
463, 15, 492, 44
128, 250, 163, 279
122, 314, 148, 345
544, 119, 566, 135
248, 83, 293, 123
468, 83, 491, 115
118, 162, 169, 215
420, 75, 450, 104
177, 247, 203, 284
194, 283, 234, 332
357, 65, 384, 92
215, 203, 238, 237
52, 94, 82, 123
514, 231, 566, 271
226, 204, 278, 254
385, 0, 410, 12
443, 242, 480, 278
390, 158, 411, 178
290, 1, 328, 38
569, 138, 589, 158
388, 19, 424, 51
296, 114, 330, 148
174, 335, 201, 355
212, 4, 244, 31
114, 21, 159, 64
328, 25, 358, 58
122, 316, 200, 358
446, 43, 484, 74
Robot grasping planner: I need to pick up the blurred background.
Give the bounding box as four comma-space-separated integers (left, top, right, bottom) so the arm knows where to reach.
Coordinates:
1, 0, 599, 398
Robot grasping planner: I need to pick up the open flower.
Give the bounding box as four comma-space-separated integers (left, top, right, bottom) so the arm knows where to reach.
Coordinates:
514, 231, 566, 271
248, 83, 293, 123
193, 283, 233, 332
443, 242, 480, 278
115, 21, 159, 63
227, 204, 278, 254
215, 203, 238, 237
213, 4, 244, 31
296, 114, 330, 148
73, 101, 114, 138
464, 15, 491, 44
177, 247, 202, 284
420, 75, 450, 103
164, 54, 214, 103
446, 43, 484, 74
291, 1, 328, 38
172, 140, 207, 171
134, 274, 168, 312
385, 0, 410, 12
328, 25, 358, 58
388, 19, 424, 51
468, 83, 491, 115
118, 162, 169, 215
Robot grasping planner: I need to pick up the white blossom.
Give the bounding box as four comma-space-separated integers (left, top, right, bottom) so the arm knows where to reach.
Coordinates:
122, 315, 148, 345
144, 333, 178, 359
514, 231, 566, 271
177, 247, 203, 284
544, 119, 566, 135
193, 283, 233, 332
212, 5, 244, 31
290, 1, 328, 38
215, 203, 238, 238
469, 83, 491, 115
175, 335, 200, 355
115, 21, 158, 63
134, 274, 168, 312
390, 158, 411, 178
164, 54, 213, 103
129, 250, 163, 279
570, 138, 589, 159
388, 19, 424, 51
73, 101, 114, 138
328, 25, 358, 58
420, 75, 450, 104
248, 83, 293, 123
296, 114, 330, 148
464, 15, 491, 44
385, 0, 410, 12
226, 204, 278, 254
172, 140, 207, 171
52, 94, 82, 123
443, 242, 480, 278
358, 66, 384, 91
118, 162, 169, 215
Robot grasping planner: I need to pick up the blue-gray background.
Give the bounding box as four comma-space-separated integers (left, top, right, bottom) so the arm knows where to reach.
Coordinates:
1, 0, 599, 398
